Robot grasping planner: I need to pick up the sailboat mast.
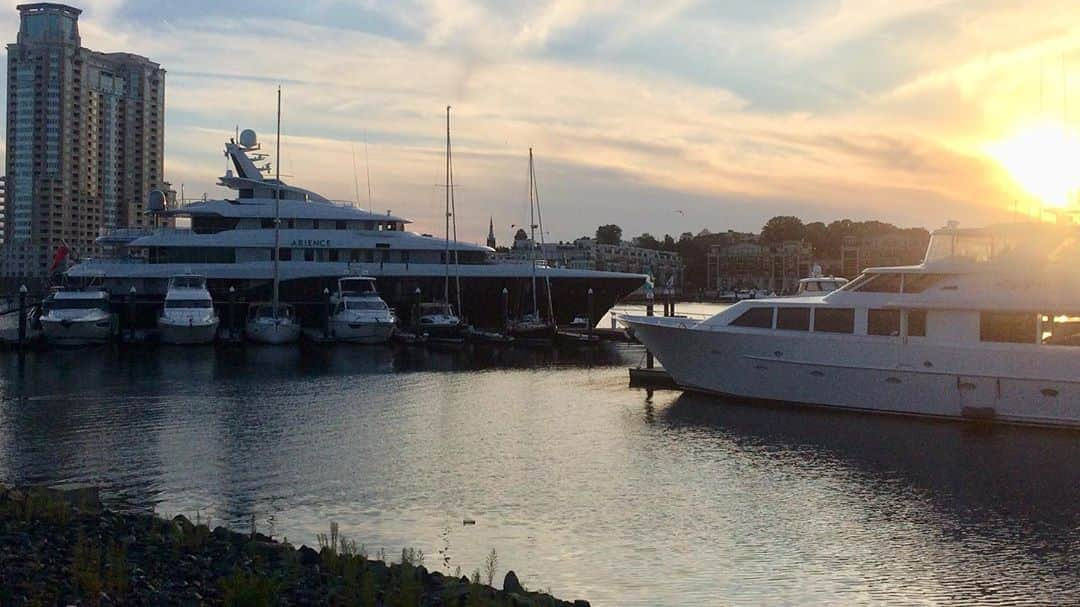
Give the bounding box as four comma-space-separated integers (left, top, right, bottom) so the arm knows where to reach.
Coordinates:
272, 86, 282, 317
528, 148, 538, 318
449, 116, 462, 316
444, 106, 451, 307
532, 152, 554, 323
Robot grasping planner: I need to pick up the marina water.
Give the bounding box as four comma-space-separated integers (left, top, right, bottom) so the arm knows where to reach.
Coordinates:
0, 304, 1077, 605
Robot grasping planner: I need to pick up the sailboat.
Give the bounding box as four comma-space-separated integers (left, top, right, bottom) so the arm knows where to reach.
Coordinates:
246, 86, 301, 345
418, 105, 466, 345
508, 148, 557, 343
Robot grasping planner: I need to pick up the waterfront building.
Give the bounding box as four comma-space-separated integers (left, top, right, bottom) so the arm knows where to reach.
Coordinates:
1, 3, 166, 279
0, 176, 6, 246
708, 238, 815, 294
499, 235, 682, 288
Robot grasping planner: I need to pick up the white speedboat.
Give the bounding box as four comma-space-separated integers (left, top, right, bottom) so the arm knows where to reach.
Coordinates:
158, 274, 219, 344
246, 303, 301, 344
328, 276, 395, 344
40, 289, 117, 346
622, 221, 1080, 429
795, 276, 848, 295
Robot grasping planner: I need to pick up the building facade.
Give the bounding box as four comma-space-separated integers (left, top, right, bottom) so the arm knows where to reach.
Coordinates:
2, 3, 165, 278
498, 236, 683, 288
708, 239, 815, 294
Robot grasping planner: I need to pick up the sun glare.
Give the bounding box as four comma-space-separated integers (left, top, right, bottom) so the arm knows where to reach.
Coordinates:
988, 123, 1080, 208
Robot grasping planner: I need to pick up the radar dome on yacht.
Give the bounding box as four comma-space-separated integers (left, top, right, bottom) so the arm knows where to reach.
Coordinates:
239, 129, 258, 148
147, 190, 166, 212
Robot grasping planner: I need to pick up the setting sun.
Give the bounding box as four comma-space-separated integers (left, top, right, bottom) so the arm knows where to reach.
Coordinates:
988, 122, 1080, 208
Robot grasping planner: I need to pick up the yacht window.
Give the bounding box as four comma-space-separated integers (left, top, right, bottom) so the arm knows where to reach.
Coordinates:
346, 300, 387, 310
857, 273, 902, 293
328, 249, 340, 262
365, 250, 374, 263
776, 307, 810, 331
730, 307, 774, 329
901, 273, 946, 293
838, 273, 875, 291
261, 219, 274, 229
44, 299, 107, 311
868, 309, 900, 336
980, 312, 1036, 343
304, 249, 315, 262
336, 220, 347, 230
287, 219, 295, 229
166, 300, 213, 309
813, 308, 854, 333
1042, 314, 1080, 346
803, 281, 820, 292
908, 310, 927, 337
278, 248, 292, 261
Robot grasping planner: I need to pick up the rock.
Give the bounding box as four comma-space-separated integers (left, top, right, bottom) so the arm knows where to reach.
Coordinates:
573, 601, 591, 607
503, 570, 525, 594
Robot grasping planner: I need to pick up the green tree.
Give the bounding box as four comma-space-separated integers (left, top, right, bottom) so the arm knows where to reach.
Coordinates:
633, 233, 660, 249
760, 216, 806, 243
595, 224, 623, 245
662, 234, 677, 250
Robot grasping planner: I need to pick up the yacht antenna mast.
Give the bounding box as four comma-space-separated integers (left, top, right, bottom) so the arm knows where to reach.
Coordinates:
528, 148, 538, 319
273, 86, 282, 318
351, 143, 362, 208
532, 150, 554, 322
444, 106, 452, 307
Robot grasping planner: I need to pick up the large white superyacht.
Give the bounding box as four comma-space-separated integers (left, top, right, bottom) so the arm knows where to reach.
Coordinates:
623, 221, 1080, 428
65, 130, 645, 329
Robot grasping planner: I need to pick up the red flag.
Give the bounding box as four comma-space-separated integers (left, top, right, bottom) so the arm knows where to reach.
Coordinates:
49, 245, 69, 273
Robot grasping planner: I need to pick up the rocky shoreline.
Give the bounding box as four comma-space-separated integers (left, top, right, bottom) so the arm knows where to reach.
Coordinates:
0, 485, 589, 606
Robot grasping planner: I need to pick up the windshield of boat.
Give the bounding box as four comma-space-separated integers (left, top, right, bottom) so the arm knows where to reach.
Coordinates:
253, 305, 293, 319
44, 300, 108, 311
345, 300, 387, 311
166, 300, 213, 309
170, 276, 206, 289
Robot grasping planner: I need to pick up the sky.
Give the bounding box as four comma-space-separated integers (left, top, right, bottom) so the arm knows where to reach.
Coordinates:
2, 0, 1079, 244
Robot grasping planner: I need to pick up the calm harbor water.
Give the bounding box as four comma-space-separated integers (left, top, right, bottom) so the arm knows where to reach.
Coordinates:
0, 307, 1078, 605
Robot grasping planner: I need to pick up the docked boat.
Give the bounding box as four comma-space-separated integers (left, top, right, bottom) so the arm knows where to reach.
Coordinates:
328, 276, 395, 344
622, 221, 1080, 429
65, 127, 645, 331
418, 302, 465, 344
40, 289, 117, 346
508, 148, 557, 343
158, 274, 219, 344
246, 302, 301, 344
795, 276, 848, 295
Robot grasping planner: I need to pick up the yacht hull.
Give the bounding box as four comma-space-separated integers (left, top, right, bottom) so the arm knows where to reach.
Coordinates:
246, 320, 302, 345
624, 316, 1080, 429
158, 318, 220, 345
327, 319, 395, 344
41, 316, 116, 346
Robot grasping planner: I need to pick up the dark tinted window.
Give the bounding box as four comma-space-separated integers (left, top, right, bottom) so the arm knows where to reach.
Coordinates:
981, 312, 1036, 343
902, 273, 946, 293
730, 307, 774, 328
814, 308, 854, 333
909, 310, 927, 336
776, 307, 810, 331
858, 273, 903, 293
868, 309, 900, 336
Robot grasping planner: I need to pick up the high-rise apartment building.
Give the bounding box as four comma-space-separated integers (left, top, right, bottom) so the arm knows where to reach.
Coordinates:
2, 3, 165, 278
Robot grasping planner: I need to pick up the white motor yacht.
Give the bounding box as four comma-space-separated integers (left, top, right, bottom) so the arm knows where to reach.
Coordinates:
246, 303, 301, 345
158, 274, 219, 344
328, 276, 395, 344
622, 221, 1080, 429
40, 289, 117, 346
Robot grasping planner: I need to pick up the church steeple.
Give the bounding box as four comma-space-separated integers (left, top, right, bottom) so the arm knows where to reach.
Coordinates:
486, 216, 497, 248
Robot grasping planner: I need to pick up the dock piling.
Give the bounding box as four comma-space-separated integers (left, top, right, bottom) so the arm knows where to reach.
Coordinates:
501, 287, 508, 332
17, 284, 27, 345
228, 286, 237, 340
413, 287, 421, 333
645, 300, 654, 370
587, 287, 594, 338
127, 286, 137, 343
323, 287, 331, 339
